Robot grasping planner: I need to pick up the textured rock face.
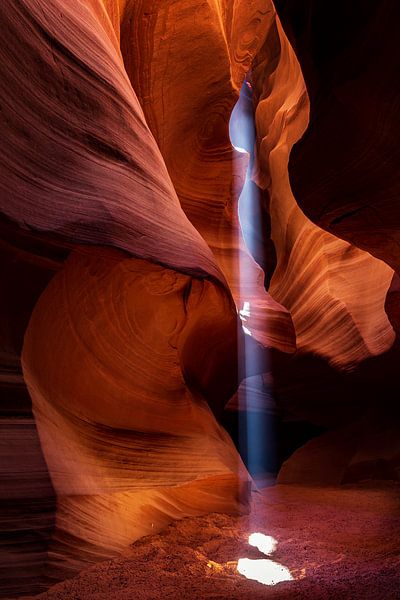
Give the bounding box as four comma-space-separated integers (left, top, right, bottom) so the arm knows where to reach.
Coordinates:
0, 0, 250, 591
119, 0, 395, 368
273, 0, 400, 273
0, 0, 221, 282
0, 223, 63, 596
120, 0, 296, 353
0, 0, 399, 597
22, 247, 249, 576
248, 10, 395, 368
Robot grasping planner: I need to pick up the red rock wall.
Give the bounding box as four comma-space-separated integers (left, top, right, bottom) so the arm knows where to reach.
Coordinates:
22, 246, 249, 575
0, 0, 399, 595
273, 0, 400, 273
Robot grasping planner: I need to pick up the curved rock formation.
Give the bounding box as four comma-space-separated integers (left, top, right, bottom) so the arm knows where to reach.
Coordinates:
273, 0, 400, 274
22, 246, 249, 577
0, 0, 399, 596
0, 0, 251, 588
120, 0, 296, 353
119, 0, 395, 368
0, 0, 221, 283
249, 9, 395, 368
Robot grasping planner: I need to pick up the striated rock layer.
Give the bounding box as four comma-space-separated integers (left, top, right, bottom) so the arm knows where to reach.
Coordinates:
0, 0, 222, 283
120, 0, 296, 352
0, 0, 250, 590
248, 8, 395, 368
0, 0, 398, 596
120, 0, 395, 368
22, 246, 250, 578
273, 0, 400, 274
0, 223, 64, 596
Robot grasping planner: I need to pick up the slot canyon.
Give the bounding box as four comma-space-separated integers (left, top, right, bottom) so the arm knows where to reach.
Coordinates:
0, 1, 399, 598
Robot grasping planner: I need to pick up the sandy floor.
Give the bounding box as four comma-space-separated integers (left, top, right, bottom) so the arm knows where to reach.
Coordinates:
29, 483, 400, 599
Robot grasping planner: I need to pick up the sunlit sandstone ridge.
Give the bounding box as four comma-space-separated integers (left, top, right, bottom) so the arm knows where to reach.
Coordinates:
0, 0, 398, 595
1, 0, 250, 585
274, 0, 400, 275
22, 246, 250, 574
249, 12, 394, 367
118, 0, 394, 367
120, 0, 296, 351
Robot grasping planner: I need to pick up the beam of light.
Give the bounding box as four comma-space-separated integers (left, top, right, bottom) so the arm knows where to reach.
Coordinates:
237, 558, 294, 586
230, 78, 270, 480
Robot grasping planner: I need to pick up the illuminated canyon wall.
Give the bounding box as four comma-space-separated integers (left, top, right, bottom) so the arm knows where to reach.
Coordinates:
0, 0, 399, 596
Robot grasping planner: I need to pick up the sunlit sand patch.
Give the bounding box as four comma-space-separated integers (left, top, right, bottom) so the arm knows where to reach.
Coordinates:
237, 533, 293, 586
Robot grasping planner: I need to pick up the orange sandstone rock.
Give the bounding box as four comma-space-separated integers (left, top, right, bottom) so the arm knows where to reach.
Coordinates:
22, 247, 250, 573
